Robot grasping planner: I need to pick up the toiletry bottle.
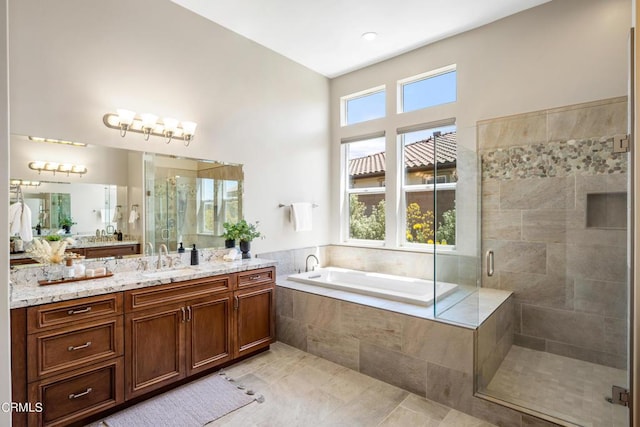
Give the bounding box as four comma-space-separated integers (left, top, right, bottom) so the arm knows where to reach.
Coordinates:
74, 258, 86, 277
117, 230, 123, 241
190, 244, 199, 265
64, 258, 75, 279
178, 242, 185, 253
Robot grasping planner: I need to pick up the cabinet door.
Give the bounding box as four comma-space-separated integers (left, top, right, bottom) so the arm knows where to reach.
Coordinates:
185, 294, 232, 376
234, 284, 275, 358
125, 304, 185, 399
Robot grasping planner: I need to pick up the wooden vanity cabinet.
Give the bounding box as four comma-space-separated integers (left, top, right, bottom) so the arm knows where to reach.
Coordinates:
24, 294, 124, 427
124, 275, 234, 399
12, 266, 275, 426
72, 243, 141, 259
234, 268, 276, 358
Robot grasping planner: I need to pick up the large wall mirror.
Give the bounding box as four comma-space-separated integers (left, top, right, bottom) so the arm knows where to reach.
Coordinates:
9, 134, 243, 255
144, 153, 243, 253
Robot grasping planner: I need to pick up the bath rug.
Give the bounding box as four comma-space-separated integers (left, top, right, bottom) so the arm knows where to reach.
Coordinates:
102, 371, 262, 427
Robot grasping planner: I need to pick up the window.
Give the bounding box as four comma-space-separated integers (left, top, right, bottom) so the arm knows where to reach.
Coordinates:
399, 65, 456, 113
401, 125, 456, 246
341, 86, 386, 126
344, 136, 386, 241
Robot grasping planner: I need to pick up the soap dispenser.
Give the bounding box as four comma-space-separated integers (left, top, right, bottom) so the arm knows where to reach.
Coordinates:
190, 244, 199, 265
178, 242, 185, 253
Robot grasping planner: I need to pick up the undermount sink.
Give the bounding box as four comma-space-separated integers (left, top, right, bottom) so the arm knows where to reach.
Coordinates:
142, 267, 198, 279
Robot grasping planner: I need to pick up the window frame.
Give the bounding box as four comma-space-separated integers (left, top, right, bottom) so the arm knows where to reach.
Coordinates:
398, 125, 457, 250
397, 64, 457, 114
340, 85, 386, 127
342, 138, 386, 246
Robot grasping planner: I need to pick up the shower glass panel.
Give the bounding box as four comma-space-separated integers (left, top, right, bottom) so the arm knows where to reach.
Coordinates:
400, 124, 481, 326
475, 98, 630, 426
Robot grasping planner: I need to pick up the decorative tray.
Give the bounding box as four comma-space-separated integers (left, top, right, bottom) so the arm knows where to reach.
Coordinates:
38, 272, 113, 286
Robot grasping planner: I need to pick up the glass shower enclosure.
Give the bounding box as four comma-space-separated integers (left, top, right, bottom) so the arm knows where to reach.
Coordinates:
475, 97, 631, 426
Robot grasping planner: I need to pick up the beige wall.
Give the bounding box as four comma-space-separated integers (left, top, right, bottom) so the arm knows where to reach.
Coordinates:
1, 0, 10, 421
330, 0, 631, 251
8, 0, 332, 255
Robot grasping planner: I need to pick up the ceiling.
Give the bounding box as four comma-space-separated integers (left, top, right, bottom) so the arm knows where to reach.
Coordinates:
171, 0, 550, 78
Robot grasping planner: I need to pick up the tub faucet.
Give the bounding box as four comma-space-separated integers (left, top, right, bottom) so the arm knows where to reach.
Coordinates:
305, 254, 319, 272
157, 244, 169, 269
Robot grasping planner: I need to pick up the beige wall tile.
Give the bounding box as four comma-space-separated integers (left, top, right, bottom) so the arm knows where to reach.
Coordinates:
521, 210, 568, 243
548, 98, 627, 141
482, 209, 521, 241
521, 305, 605, 351
426, 363, 473, 414
565, 243, 627, 283
574, 278, 627, 318
293, 292, 342, 331
307, 325, 360, 371
500, 177, 575, 210
489, 240, 547, 274
500, 272, 571, 309
402, 317, 474, 374
478, 112, 547, 150
360, 342, 428, 396
340, 302, 403, 351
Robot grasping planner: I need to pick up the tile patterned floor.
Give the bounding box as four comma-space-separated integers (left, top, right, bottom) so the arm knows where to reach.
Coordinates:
483, 345, 628, 427
207, 342, 495, 427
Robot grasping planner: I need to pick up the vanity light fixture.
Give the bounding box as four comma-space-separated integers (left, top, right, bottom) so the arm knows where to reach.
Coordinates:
10, 179, 41, 187
28, 136, 87, 147
103, 110, 197, 146
29, 161, 87, 177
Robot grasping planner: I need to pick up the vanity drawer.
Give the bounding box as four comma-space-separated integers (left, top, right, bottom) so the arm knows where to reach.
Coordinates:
27, 293, 123, 332
28, 317, 124, 382
125, 275, 232, 312
237, 267, 275, 289
29, 357, 123, 427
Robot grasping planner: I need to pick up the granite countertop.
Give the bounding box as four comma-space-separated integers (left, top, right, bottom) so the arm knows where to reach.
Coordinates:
10, 255, 276, 309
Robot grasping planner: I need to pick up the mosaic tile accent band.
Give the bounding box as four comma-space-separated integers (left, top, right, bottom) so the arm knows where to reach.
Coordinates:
481, 137, 627, 181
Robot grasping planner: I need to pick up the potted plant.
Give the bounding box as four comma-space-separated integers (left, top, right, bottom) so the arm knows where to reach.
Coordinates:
235, 219, 262, 259
59, 216, 76, 234
222, 222, 240, 248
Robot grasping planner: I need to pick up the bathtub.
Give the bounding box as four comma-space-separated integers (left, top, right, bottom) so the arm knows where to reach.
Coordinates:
287, 267, 458, 306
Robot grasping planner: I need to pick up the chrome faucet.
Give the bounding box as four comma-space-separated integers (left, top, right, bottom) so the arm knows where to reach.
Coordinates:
305, 254, 319, 272
157, 244, 169, 269
146, 242, 154, 256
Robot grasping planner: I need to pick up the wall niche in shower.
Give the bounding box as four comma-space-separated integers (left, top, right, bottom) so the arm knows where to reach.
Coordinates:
586, 192, 627, 229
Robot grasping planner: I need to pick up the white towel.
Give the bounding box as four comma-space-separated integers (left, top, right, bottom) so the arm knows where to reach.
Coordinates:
9, 202, 33, 242
290, 202, 313, 232
128, 210, 139, 230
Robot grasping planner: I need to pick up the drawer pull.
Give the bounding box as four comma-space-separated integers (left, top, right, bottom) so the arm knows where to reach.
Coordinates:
67, 307, 92, 315
69, 388, 92, 400
186, 306, 192, 322
68, 341, 92, 351
249, 275, 261, 280
181, 307, 186, 323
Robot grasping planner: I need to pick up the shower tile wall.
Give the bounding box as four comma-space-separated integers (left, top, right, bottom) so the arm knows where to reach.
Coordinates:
478, 96, 628, 369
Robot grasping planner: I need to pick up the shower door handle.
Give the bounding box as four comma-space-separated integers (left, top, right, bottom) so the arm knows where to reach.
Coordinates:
161, 228, 169, 240
486, 250, 494, 277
